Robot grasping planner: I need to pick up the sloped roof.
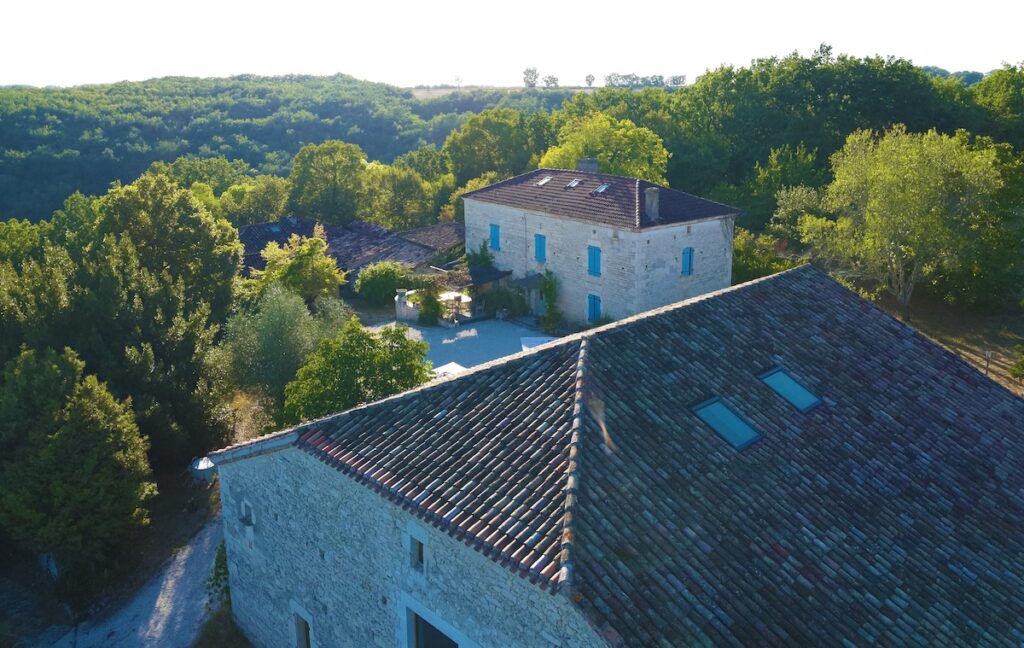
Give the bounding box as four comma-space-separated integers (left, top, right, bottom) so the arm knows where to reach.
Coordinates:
239, 218, 465, 274
211, 266, 1024, 646
462, 168, 739, 229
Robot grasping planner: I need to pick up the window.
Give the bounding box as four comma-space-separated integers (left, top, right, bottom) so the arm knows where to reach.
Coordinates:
410, 537, 425, 571
566, 178, 582, 188
240, 502, 254, 527
693, 398, 761, 449
587, 245, 601, 277
294, 615, 311, 648
760, 368, 822, 412
682, 246, 694, 276
413, 614, 457, 648
587, 294, 601, 322
593, 182, 610, 194
489, 224, 500, 251
536, 175, 552, 186
534, 233, 547, 263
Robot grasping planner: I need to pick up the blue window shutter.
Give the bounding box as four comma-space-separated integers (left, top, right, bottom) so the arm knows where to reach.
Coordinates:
535, 234, 546, 263
587, 246, 601, 276
489, 224, 500, 250
682, 247, 694, 276
587, 294, 601, 322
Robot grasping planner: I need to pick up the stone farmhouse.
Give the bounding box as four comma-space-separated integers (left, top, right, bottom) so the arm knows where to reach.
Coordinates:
463, 165, 739, 324
210, 266, 1024, 647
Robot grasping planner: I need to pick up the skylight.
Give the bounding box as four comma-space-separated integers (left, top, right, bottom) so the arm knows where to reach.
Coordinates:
566, 178, 582, 188
693, 398, 761, 449
593, 182, 610, 194
760, 368, 822, 412
536, 176, 552, 186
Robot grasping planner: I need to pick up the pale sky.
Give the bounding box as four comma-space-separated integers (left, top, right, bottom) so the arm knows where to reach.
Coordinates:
3, 0, 1021, 88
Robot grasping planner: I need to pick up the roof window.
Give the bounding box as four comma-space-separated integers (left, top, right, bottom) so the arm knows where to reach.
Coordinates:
693, 398, 761, 449
566, 178, 582, 188
593, 182, 610, 194
536, 175, 552, 186
760, 368, 822, 412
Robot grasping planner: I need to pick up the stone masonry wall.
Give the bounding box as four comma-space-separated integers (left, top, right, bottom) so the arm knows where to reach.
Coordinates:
465, 198, 734, 323
218, 447, 606, 648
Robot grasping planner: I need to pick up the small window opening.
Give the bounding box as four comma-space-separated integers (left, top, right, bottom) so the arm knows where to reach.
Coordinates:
693, 398, 761, 449
760, 368, 822, 412
241, 502, 254, 527
411, 537, 425, 571
294, 614, 311, 648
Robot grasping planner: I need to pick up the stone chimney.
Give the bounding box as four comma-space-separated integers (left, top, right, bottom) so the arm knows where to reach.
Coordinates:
576, 157, 599, 174
644, 187, 660, 222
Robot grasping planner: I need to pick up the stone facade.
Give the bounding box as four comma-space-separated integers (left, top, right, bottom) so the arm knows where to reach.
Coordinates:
218, 446, 606, 648
464, 198, 734, 323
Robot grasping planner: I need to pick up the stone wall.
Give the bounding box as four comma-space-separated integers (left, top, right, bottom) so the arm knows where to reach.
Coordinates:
465, 198, 734, 323
218, 447, 606, 648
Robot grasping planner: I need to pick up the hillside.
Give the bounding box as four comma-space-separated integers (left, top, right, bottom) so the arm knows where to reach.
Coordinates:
0, 75, 574, 220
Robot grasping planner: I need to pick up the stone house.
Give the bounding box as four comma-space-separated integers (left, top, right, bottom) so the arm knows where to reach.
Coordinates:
462, 166, 738, 323
211, 266, 1024, 647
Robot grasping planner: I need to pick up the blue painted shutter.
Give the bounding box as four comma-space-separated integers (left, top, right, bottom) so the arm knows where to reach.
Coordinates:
489, 224, 500, 250
535, 234, 546, 262
587, 294, 601, 322
587, 246, 601, 276
682, 247, 694, 276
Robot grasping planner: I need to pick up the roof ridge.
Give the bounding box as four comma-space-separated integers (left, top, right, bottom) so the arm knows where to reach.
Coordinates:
556, 338, 589, 593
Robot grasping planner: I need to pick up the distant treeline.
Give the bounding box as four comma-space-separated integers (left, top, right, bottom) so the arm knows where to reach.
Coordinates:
1, 48, 1022, 226
0, 75, 573, 219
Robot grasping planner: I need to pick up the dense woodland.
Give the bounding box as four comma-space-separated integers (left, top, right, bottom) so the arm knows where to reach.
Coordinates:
2, 47, 1024, 610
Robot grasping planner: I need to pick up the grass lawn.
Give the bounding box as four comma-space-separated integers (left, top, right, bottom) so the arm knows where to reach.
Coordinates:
878, 294, 1024, 396
192, 606, 252, 648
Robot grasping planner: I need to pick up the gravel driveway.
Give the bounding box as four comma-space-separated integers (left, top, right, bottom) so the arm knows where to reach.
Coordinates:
47, 517, 223, 648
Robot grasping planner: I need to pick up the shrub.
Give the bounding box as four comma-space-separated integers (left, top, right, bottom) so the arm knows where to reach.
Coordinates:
418, 288, 442, 325
481, 286, 528, 317
537, 270, 563, 334
355, 261, 414, 305
465, 241, 493, 268
1011, 345, 1024, 382
732, 227, 800, 284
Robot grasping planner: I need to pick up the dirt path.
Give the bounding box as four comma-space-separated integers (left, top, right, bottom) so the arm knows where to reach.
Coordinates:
47, 517, 222, 648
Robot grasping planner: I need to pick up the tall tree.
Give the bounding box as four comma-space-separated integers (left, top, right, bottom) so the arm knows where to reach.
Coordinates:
288, 140, 366, 224
799, 126, 1014, 319
539, 113, 669, 184
219, 175, 291, 226
523, 67, 539, 88
283, 318, 430, 423
357, 163, 434, 230
0, 347, 155, 602
442, 108, 533, 185
250, 229, 347, 303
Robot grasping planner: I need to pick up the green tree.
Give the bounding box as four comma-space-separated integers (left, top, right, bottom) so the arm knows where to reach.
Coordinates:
523, 67, 539, 88
283, 318, 431, 423
0, 347, 155, 603
250, 228, 347, 303
443, 109, 533, 185
543, 75, 559, 88
393, 144, 450, 182
357, 163, 434, 230
220, 175, 291, 226
732, 228, 800, 284
444, 171, 509, 222
585, 74, 595, 88
288, 140, 366, 224
87, 172, 242, 323
1011, 345, 1024, 382
740, 144, 825, 231
354, 261, 415, 305
149, 156, 254, 194
539, 113, 669, 184
215, 286, 347, 406
799, 126, 1012, 319
972, 64, 1024, 148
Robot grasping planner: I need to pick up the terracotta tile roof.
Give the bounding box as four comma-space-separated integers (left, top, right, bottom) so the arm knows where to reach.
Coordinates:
462, 168, 739, 230
211, 266, 1024, 645
396, 221, 465, 252
239, 218, 465, 275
